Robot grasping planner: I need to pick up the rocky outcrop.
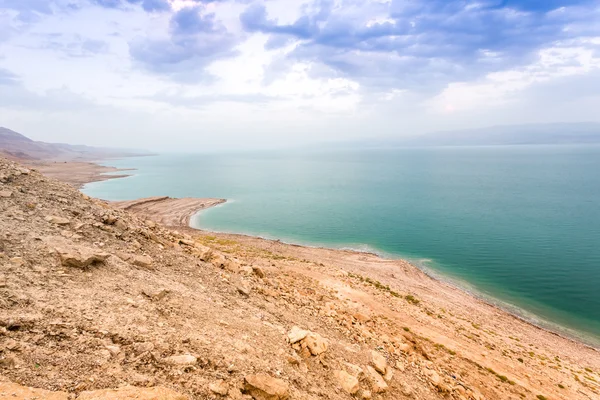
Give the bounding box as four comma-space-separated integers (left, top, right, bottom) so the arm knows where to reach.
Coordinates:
54, 244, 110, 268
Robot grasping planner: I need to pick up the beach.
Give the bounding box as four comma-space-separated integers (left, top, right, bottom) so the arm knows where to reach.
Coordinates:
16, 158, 600, 399
27, 160, 133, 189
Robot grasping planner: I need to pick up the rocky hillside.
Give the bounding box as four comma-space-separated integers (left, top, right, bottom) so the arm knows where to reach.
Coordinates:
0, 127, 150, 161
0, 156, 599, 400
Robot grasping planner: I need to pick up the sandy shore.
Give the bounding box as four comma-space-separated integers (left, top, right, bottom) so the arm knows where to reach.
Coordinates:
112, 196, 226, 226
25, 160, 134, 189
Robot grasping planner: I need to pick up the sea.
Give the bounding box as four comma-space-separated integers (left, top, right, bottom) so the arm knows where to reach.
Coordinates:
82, 145, 600, 346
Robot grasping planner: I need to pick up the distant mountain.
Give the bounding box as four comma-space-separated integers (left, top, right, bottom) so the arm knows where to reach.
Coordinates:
0, 127, 152, 161
350, 123, 600, 148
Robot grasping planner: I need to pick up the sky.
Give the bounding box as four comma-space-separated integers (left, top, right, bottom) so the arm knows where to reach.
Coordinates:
0, 0, 599, 151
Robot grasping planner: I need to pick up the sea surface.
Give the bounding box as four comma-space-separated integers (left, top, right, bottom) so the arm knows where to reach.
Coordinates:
83, 145, 600, 345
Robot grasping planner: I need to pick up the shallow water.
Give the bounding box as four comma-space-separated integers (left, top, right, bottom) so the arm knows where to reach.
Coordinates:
83, 145, 600, 344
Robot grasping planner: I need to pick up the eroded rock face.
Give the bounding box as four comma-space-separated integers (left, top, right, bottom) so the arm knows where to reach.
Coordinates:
243, 374, 290, 400
54, 245, 110, 268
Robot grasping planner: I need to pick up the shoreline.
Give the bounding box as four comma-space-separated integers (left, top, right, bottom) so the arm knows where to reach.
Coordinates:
192, 209, 600, 350
31, 157, 600, 350
26, 159, 135, 189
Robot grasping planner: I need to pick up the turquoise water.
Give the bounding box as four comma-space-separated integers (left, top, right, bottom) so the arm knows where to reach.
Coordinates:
83, 145, 600, 345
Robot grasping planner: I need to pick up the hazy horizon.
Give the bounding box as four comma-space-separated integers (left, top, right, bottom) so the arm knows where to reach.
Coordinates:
1, 0, 600, 151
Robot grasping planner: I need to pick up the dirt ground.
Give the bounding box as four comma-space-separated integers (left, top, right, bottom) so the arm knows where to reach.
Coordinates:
1, 156, 599, 400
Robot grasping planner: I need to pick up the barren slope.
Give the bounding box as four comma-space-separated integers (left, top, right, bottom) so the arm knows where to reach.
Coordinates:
1, 156, 599, 400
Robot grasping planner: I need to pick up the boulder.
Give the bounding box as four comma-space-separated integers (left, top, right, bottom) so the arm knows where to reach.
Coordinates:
334, 370, 360, 394
304, 332, 328, 356
370, 350, 387, 374
163, 354, 197, 366
78, 386, 189, 399
55, 245, 109, 268
366, 366, 388, 393
287, 326, 309, 344
208, 380, 229, 396
243, 374, 289, 400
252, 266, 266, 278
45, 216, 70, 225
0, 190, 12, 198
237, 284, 251, 297
132, 255, 153, 268
424, 368, 441, 387
133, 342, 154, 355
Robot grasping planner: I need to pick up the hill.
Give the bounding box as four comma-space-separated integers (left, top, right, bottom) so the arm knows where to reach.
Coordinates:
0, 127, 150, 161
0, 156, 599, 400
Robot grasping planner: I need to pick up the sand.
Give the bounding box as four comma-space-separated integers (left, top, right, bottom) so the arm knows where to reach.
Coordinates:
25, 160, 133, 189
112, 197, 226, 226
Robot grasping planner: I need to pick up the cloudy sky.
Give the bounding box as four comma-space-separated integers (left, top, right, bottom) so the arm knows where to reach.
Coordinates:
1, 0, 599, 151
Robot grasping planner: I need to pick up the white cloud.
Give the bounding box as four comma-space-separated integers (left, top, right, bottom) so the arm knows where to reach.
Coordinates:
428, 38, 600, 114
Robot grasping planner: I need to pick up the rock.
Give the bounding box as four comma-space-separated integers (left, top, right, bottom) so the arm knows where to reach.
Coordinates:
45, 216, 70, 225
383, 367, 394, 382
145, 220, 156, 229
237, 284, 251, 297
252, 266, 266, 278
194, 244, 213, 261
304, 332, 328, 355
4, 339, 21, 351
211, 254, 227, 269
353, 312, 371, 323
0, 381, 69, 400
0, 190, 12, 198
287, 326, 309, 344
132, 255, 153, 268
105, 345, 121, 356
424, 368, 441, 387
334, 370, 360, 394
343, 362, 364, 378
133, 342, 154, 354
78, 386, 189, 399
164, 354, 197, 366
142, 288, 169, 300
370, 350, 387, 374
224, 258, 241, 273
114, 219, 128, 230
209, 380, 229, 396
55, 245, 109, 268
9, 257, 24, 266
366, 366, 388, 393
243, 374, 289, 400
361, 390, 372, 399
17, 168, 30, 175
179, 239, 194, 246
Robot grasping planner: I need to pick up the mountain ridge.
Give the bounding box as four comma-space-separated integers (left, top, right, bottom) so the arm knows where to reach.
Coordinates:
0, 127, 151, 161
